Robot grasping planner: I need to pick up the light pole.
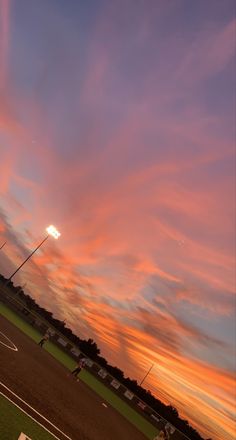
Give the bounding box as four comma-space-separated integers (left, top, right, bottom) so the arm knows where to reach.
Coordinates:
140, 363, 154, 387
0, 241, 6, 250
5, 225, 60, 284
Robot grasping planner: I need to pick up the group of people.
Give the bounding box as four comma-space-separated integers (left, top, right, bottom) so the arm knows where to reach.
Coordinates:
38, 329, 87, 379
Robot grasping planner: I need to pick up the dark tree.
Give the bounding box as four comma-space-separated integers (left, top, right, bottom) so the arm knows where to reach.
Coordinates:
79, 338, 100, 359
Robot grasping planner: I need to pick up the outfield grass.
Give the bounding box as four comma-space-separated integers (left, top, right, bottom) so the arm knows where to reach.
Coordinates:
0, 394, 56, 440
0, 301, 158, 439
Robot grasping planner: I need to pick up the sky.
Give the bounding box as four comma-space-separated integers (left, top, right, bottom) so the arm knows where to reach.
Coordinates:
0, 0, 235, 439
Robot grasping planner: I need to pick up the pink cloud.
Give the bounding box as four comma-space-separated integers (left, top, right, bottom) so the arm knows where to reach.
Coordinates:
0, 5, 235, 439
176, 19, 236, 85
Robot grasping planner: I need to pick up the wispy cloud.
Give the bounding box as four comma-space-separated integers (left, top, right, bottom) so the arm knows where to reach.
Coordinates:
0, 2, 235, 439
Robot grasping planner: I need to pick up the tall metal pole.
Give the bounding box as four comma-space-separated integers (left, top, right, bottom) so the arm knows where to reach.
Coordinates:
140, 363, 154, 386
5, 235, 49, 284
0, 242, 6, 250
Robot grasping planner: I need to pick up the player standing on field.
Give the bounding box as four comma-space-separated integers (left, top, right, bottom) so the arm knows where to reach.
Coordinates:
68, 357, 87, 381
38, 329, 50, 348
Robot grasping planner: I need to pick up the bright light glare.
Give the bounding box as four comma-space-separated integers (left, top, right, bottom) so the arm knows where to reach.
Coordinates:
46, 225, 61, 239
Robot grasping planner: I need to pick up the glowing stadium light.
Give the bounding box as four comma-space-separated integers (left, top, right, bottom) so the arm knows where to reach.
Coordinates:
5, 226, 61, 284
46, 225, 61, 239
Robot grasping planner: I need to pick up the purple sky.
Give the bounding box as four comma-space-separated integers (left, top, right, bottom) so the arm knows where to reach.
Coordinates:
0, 1, 235, 439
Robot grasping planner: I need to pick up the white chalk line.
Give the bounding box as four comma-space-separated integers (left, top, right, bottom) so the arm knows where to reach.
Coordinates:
0, 381, 72, 440
0, 391, 63, 440
0, 331, 18, 351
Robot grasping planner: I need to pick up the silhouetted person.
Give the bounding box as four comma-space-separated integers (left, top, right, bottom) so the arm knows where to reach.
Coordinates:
38, 330, 50, 348
68, 357, 87, 381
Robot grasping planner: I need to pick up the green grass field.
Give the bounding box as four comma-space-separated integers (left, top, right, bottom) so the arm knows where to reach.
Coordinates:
0, 301, 158, 439
0, 394, 56, 440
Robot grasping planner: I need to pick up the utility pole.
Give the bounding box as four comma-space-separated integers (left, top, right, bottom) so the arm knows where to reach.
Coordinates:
140, 363, 154, 386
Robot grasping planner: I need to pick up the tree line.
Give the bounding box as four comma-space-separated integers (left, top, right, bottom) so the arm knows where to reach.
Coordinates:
0, 274, 212, 440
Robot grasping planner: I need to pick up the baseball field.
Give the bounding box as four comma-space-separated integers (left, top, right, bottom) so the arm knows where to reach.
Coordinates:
0, 301, 159, 440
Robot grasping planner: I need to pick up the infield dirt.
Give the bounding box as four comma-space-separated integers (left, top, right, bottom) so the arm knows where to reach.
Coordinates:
0, 314, 148, 440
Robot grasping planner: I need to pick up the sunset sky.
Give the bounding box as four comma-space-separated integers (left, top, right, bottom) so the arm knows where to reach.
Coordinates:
0, 1, 235, 439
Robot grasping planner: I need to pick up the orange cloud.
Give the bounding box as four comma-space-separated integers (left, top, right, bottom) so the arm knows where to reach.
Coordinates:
0, 5, 235, 439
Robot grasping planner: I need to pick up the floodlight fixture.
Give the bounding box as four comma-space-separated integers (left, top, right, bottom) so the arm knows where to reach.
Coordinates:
46, 225, 61, 239
6, 226, 61, 283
